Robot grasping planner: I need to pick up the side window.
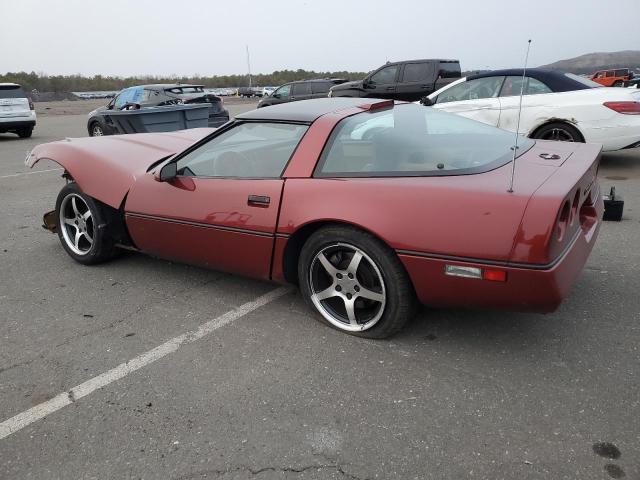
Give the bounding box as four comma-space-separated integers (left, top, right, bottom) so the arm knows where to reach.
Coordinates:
500, 76, 552, 97
436, 77, 504, 104
402, 63, 433, 83
275, 84, 291, 98
595, 72, 605, 79
292, 83, 312, 96
526, 78, 552, 95
614, 69, 628, 77
176, 122, 308, 178
311, 82, 331, 94
370, 65, 399, 84
605, 70, 614, 78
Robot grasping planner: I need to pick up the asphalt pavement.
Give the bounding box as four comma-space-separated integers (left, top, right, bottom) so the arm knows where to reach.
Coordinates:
0, 104, 639, 480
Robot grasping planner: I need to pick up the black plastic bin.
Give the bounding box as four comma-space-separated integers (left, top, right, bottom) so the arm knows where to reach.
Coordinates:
103, 104, 210, 134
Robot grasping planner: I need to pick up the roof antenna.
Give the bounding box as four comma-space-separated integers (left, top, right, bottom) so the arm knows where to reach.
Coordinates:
508, 39, 532, 193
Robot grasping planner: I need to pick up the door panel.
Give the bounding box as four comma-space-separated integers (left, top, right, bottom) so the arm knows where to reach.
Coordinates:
125, 174, 284, 279
434, 98, 501, 126
395, 62, 436, 101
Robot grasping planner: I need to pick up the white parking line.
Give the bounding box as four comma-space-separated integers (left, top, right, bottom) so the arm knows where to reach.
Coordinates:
0, 286, 291, 441
0, 168, 63, 179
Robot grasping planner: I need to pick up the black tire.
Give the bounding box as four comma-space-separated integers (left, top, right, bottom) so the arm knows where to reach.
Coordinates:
531, 122, 583, 143
89, 122, 104, 137
613, 81, 623, 87
55, 183, 118, 265
17, 127, 33, 138
298, 225, 416, 339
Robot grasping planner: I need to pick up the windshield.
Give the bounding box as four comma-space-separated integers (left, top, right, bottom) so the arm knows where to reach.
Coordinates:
565, 73, 601, 88
315, 103, 533, 177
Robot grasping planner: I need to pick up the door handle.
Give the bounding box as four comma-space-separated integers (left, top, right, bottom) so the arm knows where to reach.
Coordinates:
248, 194, 270, 207
385, 86, 395, 91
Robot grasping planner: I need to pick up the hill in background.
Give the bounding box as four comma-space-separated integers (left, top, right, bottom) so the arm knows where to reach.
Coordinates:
539, 50, 640, 74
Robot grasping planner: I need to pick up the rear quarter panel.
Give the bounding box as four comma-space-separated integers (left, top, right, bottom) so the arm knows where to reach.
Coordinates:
277, 163, 550, 262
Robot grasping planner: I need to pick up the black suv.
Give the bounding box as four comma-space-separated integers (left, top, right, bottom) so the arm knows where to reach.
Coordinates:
257, 79, 347, 108
329, 59, 461, 102
87, 84, 229, 136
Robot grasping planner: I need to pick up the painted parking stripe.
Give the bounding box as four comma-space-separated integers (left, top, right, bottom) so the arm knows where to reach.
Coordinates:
0, 168, 63, 179
0, 286, 292, 441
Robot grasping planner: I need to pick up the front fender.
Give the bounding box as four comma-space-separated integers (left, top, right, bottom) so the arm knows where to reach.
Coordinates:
25, 130, 212, 209
25, 140, 134, 209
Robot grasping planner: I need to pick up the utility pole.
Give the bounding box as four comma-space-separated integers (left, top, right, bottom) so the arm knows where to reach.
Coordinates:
246, 45, 252, 88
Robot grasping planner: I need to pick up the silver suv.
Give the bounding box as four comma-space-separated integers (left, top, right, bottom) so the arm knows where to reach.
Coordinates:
0, 83, 36, 138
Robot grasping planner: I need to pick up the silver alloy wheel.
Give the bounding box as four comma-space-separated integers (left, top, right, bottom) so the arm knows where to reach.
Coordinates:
91, 124, 103, 136
309, 243, 386, 332
540, 127, 575, 142
59, 194, 94, 255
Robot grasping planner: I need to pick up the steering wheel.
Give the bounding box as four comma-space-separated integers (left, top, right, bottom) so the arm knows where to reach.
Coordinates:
213, 151, 252, 177
119, 103, 141, 111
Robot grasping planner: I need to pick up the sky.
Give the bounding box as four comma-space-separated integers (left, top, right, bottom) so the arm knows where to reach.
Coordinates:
1, 0, 638, 77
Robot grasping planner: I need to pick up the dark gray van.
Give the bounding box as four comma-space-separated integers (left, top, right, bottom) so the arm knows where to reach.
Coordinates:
257, 79, 347, 108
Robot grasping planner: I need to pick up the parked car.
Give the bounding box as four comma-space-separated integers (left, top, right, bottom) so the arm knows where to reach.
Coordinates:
87, 84, 229, 136
0, 83, 36, 138
28, 98, 603, 338
329, 59, 461, 102
257, 79, 347, 108
238, 87, 263, 98
590, 68, 632, 87
262, 86, 276, 97
421, 68, 640, 151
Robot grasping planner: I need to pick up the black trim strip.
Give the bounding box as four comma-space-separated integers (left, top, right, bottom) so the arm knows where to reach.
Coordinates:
275, 233, 290, 239
396, 228, 581, 271
126, 212, 274, 238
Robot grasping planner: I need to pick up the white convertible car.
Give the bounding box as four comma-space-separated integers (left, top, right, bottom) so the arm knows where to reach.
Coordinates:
421, 69, 640, 152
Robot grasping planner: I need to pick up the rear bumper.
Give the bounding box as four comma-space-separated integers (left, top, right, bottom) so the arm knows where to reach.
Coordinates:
399, 195, 603, 313
208, 110, 229, 128
0, 119, 36, 131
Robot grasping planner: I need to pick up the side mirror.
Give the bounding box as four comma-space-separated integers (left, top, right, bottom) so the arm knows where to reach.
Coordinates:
272, 93, 280, 99
362, 78, 371, 88
156, 162, 177, 182
420, 96, 434, 106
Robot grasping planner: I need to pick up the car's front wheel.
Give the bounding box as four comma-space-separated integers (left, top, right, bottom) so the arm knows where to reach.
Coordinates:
89, 122, 104, 137
55, 183, 118, 265
298, 225, 415, 338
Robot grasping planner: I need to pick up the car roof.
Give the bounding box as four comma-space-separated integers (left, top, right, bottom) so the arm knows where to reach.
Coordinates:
0, 83, 22, 87
132, 84, 205, 90
237, 98, 390, 123
383, 59, 458, 66
287, 78, 346, 84
467, 68, 594, 92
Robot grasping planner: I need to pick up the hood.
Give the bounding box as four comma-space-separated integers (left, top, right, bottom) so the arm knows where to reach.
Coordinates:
26, 129, 214, 208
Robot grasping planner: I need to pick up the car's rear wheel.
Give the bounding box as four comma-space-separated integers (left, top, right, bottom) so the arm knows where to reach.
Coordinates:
613, 80, 623, 87
55, 183, 118, 265
89, 122, 104, 137
17, 127, 33, 138
298, 225, 415, 339
532, 122, 583, 143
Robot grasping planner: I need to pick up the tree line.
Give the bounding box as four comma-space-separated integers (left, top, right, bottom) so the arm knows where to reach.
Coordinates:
0, 70, 367, 93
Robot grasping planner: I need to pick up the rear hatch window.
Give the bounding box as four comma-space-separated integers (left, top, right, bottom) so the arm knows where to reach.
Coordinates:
0, 85, 27, 98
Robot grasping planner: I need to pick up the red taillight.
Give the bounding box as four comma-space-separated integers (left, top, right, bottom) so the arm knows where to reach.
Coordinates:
483, 269, 507, 282
603, 101, 640, 115
28, 98, 34, 110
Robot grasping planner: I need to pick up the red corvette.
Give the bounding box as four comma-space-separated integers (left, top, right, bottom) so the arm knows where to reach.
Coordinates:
27, 98, 603, 338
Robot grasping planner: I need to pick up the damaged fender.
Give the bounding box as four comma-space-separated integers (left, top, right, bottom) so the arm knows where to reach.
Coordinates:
25, 129, 212, 209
